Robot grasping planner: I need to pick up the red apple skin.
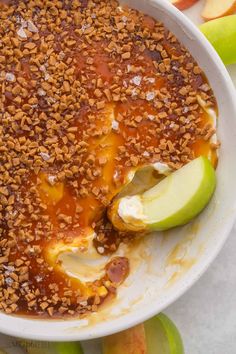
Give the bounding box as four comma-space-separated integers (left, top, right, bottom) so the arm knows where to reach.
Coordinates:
171, 0, 199, 10
102, 324, 147, 354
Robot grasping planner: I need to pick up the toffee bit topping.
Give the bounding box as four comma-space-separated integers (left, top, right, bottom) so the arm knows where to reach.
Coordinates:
0, 0, 217, 318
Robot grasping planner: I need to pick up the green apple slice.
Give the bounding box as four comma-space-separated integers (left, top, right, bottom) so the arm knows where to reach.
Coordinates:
19, 340, 83, 354
108, 156, 216, 232
200, 15, 236, 65
144, 314, 184, 354
102, 313, 184, 354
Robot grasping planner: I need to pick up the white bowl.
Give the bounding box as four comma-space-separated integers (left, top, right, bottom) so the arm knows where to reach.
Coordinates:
2, 0, 236, 341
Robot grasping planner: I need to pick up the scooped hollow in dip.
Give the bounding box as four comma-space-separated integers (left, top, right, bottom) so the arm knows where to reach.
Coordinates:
0, 0, 219, 318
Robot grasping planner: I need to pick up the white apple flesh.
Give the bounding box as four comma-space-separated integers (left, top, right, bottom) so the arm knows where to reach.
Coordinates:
202, 0, 236, 21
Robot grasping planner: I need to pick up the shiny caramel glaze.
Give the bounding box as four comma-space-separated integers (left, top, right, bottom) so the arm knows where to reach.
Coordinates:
0, 0, 218, 317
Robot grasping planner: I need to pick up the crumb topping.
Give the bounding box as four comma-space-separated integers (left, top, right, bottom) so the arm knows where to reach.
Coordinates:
0, 0, 217, 317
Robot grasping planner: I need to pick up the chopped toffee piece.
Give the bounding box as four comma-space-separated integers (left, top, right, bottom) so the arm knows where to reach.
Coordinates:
0, 0, 217, 318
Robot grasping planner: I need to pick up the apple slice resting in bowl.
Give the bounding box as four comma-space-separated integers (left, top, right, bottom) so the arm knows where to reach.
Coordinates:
108, 156, 216, 232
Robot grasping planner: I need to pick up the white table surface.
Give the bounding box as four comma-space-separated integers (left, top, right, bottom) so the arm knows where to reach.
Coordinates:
1, 2, 236, 354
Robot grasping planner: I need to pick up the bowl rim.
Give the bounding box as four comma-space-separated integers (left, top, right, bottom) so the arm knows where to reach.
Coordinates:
1, 0, 236, 342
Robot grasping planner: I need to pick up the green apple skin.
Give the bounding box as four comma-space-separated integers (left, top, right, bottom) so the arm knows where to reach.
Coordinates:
102, 324, 147, 354
200, 15, 236, 65
19, 340, 83, 354
54, 342, 84, 354
143, 156, 216, 232
144, 314, 184, 354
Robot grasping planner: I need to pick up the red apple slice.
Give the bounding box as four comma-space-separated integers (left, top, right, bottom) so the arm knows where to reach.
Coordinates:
202, 0, 236, 21
103, 324, 147, 354
171, 0, 199, 11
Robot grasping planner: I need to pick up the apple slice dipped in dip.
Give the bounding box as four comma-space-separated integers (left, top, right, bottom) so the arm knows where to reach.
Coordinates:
0, 0, 219, 319
108, 156, 216, 232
